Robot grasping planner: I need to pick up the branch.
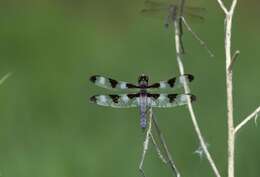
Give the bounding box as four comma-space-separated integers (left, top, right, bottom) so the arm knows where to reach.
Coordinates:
216, 0, 238, 177
228, 50, 240, 72
230, 0, 238, 14
181, 17, 214, 58
139, 108, 181, 177
234, 106, 260, 134
139, 109, 153, 177
151, 111, 181, 177
172, 2, 221, 175
216, 0, 228, 14
149, 132, 167, 164
173, 20, 221, 177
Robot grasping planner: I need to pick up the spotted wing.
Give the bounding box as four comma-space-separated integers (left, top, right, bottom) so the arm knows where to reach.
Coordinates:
90, 94, 140, 108
148, 74, 194, 89
148, 93, 196, 108
90, 75, 138, 90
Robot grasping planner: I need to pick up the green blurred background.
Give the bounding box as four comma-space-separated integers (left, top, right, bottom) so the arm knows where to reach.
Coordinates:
0, 0, 259, 177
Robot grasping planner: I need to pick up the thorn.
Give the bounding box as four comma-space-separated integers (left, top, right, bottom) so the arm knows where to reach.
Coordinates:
228, 50, 240, 72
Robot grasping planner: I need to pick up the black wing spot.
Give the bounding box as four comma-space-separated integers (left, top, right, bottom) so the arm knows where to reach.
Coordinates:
148, 93, 160, 99
109, 95, 120, 103
90, 95, 97, 103
90, 75, 98, 83
108, 78, 118, 88
148, 83, 160, 88
189, 94, 196, 102
126, 83, 139, 89
127, 93, 139, 99
185, 74, 194, 82
167, 78, 176, 87
168, 94, 178, 103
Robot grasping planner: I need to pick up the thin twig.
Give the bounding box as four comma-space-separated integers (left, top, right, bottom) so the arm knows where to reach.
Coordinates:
216, 0, 228, 14
151, 111, 181, 177
149, 132, 167, 164
228, 50, 240, 72
173, 19, 221, 177
171, 1, 221, 175
181, 17, 215, 58
139, 109, 153, 177
234, 106, 260, 134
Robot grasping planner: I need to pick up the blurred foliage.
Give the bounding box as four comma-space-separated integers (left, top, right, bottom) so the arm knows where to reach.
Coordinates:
0, 0, 259, 177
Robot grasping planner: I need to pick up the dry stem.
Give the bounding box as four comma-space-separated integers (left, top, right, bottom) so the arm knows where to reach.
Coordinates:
234, 106, 260, 134
139, 109, 181, 177
151, 111, 181, 177
173, 19, 221, 177
216, 0, 238, 177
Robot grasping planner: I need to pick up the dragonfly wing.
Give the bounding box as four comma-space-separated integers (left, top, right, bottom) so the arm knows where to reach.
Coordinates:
90, 94, 140, 108
184, 6, 206, 16
144, 0, 175, 9
148, 74, 194, 89
148, 93, 196, 108
90, 75, 138, 90
183, 6, 206, 23
140, 8, 169, 19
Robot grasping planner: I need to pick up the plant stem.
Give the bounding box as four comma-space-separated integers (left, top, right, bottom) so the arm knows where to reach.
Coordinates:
173, 18, 221, 177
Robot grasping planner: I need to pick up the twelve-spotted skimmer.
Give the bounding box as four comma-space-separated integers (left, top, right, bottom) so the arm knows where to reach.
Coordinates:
90, 74, 196, 129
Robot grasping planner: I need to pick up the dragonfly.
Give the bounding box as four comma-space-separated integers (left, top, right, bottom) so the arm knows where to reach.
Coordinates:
140, 0, 206, 28
90, 74, 196, 129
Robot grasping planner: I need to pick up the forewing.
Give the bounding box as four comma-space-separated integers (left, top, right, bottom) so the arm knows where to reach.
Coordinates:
183, 7, 206, 23
148, 74, 194, 89
144, 0, 173, 9
148, 93, 196, 108
90, 75, 138, 90
140, 8, 169, 19
90, 94, 140, 108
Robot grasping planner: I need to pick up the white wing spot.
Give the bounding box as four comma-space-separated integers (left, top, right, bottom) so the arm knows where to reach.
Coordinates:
158, 94, 167, 101
179, 75, 187, 85
136, 97, 141, 106
159, 82, 167, 88
99, 77, 106, 85
120, 82, 127, 89
99, 95, 107, 103
178, 95, 189, 105
121, 95, 129, 102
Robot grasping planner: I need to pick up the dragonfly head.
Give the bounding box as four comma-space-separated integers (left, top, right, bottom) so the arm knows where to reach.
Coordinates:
138, 74, 149, 87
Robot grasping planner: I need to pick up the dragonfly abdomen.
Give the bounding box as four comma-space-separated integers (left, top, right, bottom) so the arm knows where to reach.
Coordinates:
139, 93, 148, 129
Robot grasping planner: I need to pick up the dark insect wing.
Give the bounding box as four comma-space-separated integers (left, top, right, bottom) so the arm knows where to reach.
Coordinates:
148, 93, 196, 108
148, 74, 194, 89
90, 75, 139, 90
183, 7, 206, 23
141, 0, 206, 23
90, 94, 140, 108
144, 0, 177, 9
